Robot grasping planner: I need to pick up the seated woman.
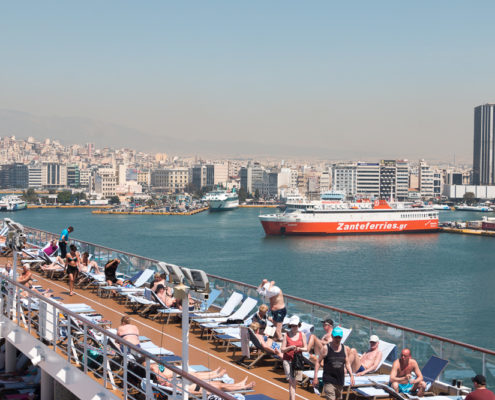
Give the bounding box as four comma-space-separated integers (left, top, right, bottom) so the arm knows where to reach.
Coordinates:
151, 273, 167, 292
117, 316, 141, 351
249, 321, 283, 358
79, 252, 101, 274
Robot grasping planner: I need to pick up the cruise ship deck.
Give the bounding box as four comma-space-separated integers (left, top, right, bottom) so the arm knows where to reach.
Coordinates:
0, 220, 493, 400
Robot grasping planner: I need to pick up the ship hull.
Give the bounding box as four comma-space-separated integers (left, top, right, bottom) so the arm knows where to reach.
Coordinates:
260, 209, 439, 235
209, 199, 239, 211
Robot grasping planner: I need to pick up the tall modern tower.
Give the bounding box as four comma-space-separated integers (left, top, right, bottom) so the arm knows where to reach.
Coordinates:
473, 104, 495, 185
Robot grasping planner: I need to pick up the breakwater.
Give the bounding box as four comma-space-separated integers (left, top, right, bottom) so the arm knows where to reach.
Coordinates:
92, 206, 209, 216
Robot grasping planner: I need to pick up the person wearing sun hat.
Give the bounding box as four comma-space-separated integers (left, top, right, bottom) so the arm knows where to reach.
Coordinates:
346, 334, 383, 376
313, 326, 354, 400
281, 315, 307, 400
465, 375, 495, 400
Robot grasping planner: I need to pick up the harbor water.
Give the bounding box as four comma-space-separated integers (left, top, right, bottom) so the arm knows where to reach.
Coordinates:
10, 207, 495, 350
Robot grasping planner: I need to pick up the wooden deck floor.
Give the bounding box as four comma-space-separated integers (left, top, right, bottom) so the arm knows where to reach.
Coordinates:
5, 255, 326, 400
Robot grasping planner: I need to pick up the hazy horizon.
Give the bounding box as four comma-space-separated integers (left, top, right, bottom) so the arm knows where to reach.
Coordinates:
1, 1, 494, 163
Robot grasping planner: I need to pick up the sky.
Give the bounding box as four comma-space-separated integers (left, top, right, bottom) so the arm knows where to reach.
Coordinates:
1, 1, 494, 161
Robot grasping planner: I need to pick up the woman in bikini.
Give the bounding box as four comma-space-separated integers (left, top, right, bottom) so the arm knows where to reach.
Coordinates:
117, 316, 141, 351
65, 244, 81, 296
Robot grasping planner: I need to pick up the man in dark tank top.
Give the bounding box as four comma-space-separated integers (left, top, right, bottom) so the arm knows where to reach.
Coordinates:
313, 326, 354, 400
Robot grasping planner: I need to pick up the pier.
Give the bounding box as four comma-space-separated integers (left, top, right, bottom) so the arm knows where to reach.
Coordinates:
92, 206, 209, 216
440, 227, 495, 237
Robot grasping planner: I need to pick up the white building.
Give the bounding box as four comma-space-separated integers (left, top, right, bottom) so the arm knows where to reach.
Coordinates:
41, 163, 67, 189
356, 163, 380, 198
28, 165, 42, 189
332, 164, 357, 198
319, 170, 331, 193
214, 163, 229, 186
94, 168, 117, 197
419, 160, 434, 199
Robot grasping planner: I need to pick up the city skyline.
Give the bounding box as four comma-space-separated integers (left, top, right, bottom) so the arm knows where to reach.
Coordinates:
2, 1, 495, 161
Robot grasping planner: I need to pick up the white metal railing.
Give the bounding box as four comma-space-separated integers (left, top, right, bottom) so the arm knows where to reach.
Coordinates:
0, 274, 236, 400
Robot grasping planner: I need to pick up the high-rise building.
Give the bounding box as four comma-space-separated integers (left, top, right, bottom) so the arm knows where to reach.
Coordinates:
356, 163, 380, 199
332, 164, 357, 198
67, 165, 80, 188
42, 163, 67, 189
473, 104, 495, 185
0, 163, 29, 189
419, 160, 434, 199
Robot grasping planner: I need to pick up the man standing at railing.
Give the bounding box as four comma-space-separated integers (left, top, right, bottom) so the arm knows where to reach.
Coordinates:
58, 226, 73, 259
465, 375, 495, 400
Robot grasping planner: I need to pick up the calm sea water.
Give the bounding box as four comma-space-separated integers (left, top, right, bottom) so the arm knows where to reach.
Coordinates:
9, 207, 495, 350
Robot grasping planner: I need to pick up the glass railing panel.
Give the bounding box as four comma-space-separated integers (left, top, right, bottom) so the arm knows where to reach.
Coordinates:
441, 341, 484, 387
484, 354, 495, 390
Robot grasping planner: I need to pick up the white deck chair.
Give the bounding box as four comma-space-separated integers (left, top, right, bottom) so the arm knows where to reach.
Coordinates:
191, 292, 243, 323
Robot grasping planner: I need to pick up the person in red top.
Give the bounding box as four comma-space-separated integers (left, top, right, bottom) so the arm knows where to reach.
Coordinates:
282, 315, 307, 400
466, 375, 495, 400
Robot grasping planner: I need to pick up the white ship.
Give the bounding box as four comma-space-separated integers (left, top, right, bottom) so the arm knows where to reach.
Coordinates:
0, 195, 27, 211
205, 190, 239, 211
455, 204, 493, 212
431, 204, 451, 210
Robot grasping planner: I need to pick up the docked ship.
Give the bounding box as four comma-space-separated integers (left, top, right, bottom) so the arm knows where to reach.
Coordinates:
205, 190, 239, 211
259, 199, 439, 235
0, 195, 27, 211
455, 204, 494, 212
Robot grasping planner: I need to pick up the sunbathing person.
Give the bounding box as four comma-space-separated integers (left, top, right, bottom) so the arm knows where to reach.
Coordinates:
66, 244, 81, 296
79, 252, 101, 274
151, 272, 167, 292
18, 264, 33, 288
149, 360, 255, 394
156, 284, 178, 308
251, 304, 269, 332
0, 262, 13, 279
249, 321, 283, 358
257, 279, 287, 341
151, 363, 227, 385
347, 334, 383, 375
389, 348, 426, 396
41, 256, 65, 272
117, 315, 141, 351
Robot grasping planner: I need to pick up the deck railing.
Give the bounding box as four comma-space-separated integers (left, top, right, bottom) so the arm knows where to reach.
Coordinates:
22, 225, 495, 391
0, 274, 237, 400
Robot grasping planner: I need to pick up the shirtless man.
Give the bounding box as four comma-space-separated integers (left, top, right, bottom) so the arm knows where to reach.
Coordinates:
117, 316, 141, 351
18, 264, 33, 287
155, 284, 177, 308
257, 279, 286, 341
307, 318, 334, 364
389, 348, 426, 396
347, 335, 383, 376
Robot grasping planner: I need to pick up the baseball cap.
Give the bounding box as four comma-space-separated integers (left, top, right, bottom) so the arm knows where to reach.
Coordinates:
472, 375, 486, 385
332, 326, 344, 337
370, 335, 379, 342
288, 315, 300, 326
321, 318, 334, 326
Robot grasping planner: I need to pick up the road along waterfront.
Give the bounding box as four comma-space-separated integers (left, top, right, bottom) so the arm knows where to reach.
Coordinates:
9, 207, 495, 350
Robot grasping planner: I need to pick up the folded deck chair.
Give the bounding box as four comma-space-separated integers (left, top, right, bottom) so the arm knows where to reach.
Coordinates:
191, 292, 243, 324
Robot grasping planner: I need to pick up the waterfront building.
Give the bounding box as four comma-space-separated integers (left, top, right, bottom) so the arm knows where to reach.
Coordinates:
94, 167, 117, 197
419, 160, 435, 199
332, 163, 357, 198
137, 170, 151, 189
213, 162, 229, 187
41, 162, 67, 189
319, 170, 331, 193
443, 184, 495, 199
151, 167, 189, 193
356, 162, 380, 199
191, 164, 214, 190
473, 103, 495, 185
79, 168, 92, 190
0, 163, 29, 189
378, 160, 410, 201
67, 164, 80, 188
28, 164, 42, 189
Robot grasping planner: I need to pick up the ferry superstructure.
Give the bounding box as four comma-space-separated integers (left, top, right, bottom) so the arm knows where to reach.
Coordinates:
455, 204, 494, 212
205, 190, 239, 211
0, 195, 27, 211
260, 199, 439, 235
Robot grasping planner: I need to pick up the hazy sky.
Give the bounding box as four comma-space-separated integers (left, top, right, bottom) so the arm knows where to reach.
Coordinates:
1, 1, 494, 161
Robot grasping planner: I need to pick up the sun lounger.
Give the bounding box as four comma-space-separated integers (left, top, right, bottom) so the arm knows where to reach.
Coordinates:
98, 268, 154, 298
191, 292, 243, 324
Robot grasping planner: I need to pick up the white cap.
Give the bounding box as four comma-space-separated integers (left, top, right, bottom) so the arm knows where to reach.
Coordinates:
370, 334, 379, 342
23, 264, 30, 270
288, 315, 300, 326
